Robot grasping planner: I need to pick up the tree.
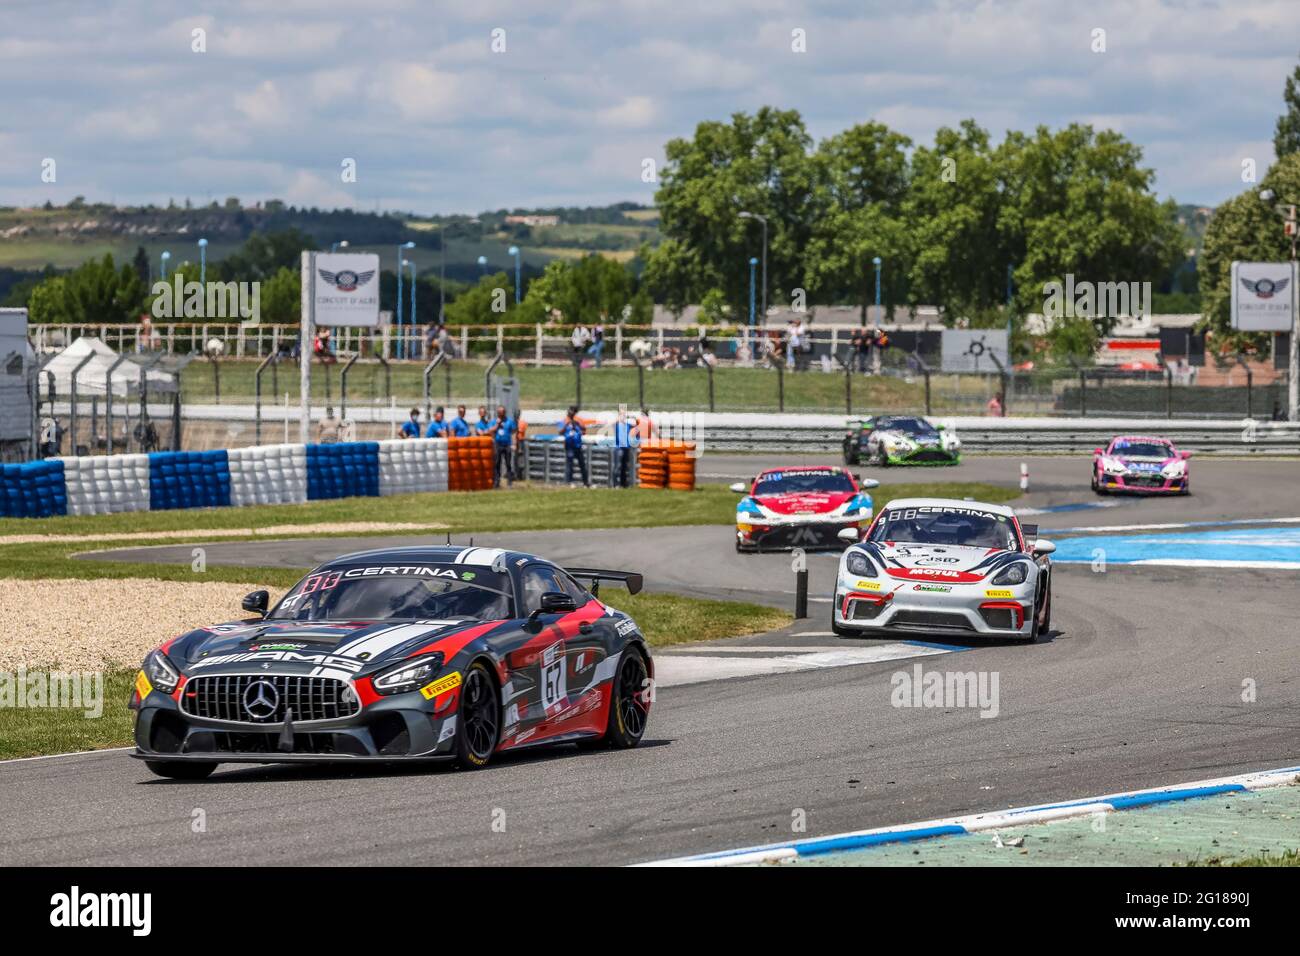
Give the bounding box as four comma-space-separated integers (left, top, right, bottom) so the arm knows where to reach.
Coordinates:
1275, 55, 1300, 160
651, 108, 820, 317
1199, 151, 1300, 348
444, 272, 518, 325
517, 255, 637, 326
258, 267, 301, 325
804, 121, 913, 320
27, 255, 146, 324
131, 245, 150, 287
997, 124, 1182, 333
903, 121, 1008, 319
216, 228, 316, 282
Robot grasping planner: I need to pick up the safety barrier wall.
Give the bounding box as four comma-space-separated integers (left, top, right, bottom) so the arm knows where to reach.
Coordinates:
2, 437, 461, 518
60, 455, 149, 516
2, 460, 67, 517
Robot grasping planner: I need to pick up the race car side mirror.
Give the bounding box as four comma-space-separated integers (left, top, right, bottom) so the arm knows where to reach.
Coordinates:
241, 589, 270, 617
728, 482, 747, 494
837, 527, 860, 543
529, 592, 577, 626
858, 477, 880, 489
1093, 448, 1104, 455
1180, 450, 1191, 459
1032, 539, 1056, 556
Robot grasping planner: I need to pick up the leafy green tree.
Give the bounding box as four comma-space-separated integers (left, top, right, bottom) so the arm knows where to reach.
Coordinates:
1275, 55, 1300, 160
258, 266, 301, 325
27, 254, 146, 324
216, 228, 316, 282
1199, 151, 1300, 348
651, 108, 820, 316
903, 121, 1008, 319
997, 124, 1182, 332
804, 122, 913, 320
517, 255, 637, 326
444, 271, 519, 325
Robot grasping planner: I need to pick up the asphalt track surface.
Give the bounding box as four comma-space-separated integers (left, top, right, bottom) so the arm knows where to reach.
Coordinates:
2, 454, 1298, 866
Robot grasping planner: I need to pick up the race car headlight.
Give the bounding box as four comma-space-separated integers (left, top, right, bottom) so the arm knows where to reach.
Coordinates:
1162, 461, 1186, 477
991, 562, 1029, 586
142, 649, 180, 694
1101, 457, 1127, 476
845, 550, 876, 577
372, 652, 446, 696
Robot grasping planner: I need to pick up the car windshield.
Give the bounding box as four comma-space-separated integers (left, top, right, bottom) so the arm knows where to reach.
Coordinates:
269, 565, 513, 622
1112, 441, 1171, 459
878, 417, 937, 437
869, 505, 1019, 550
754, 470, 856, 495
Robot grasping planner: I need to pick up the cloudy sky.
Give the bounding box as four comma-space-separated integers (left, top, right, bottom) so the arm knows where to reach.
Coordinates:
2, 0, 1296, 213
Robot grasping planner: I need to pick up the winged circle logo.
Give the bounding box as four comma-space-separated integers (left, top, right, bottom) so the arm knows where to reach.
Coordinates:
318, 268, 375, 293
1240, 276, 1290, 299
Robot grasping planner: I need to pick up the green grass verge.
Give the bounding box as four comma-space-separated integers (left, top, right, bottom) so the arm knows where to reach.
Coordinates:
0, 592, 787, 760
180, 359, 935, 413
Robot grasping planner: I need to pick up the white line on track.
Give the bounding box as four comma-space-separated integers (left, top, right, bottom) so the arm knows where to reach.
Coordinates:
655, 642, 958, 688
0, 746, 132, 766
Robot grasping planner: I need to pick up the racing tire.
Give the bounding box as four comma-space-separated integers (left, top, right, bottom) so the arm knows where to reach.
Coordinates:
582, 646, 651, 750
145, 760, 216, 780
1033, 577, 1052, 640
454, 661, 500, 770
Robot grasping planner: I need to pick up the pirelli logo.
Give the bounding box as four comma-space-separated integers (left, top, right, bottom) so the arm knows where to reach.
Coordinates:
420, 671, 462, 700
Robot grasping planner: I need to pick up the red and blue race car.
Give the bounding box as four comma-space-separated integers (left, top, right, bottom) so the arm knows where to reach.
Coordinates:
730, 466, 879, 552
1091, 435, 1190, 495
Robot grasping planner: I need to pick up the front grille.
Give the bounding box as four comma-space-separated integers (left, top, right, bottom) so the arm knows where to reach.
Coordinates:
848, 598, 884, 620
1124, 474, 1165, 487
979, 607, 1017, 630
891, 610, 972, 631
182, 674, 359, 724
906, 448, 954, 463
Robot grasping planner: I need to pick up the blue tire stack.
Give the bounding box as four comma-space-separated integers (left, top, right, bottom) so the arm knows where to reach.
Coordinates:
0, 460, 67, 517
148, 450, 232, 511
306, 442, 380, 501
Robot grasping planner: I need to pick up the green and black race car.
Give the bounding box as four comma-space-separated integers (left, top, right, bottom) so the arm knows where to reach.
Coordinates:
843, 415, 962, 467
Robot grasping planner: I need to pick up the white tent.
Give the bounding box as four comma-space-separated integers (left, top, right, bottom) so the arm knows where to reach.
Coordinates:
41, 336, 173, 397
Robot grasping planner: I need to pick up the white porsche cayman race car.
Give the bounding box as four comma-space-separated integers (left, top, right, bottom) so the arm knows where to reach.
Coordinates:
832, 498, 1055, 641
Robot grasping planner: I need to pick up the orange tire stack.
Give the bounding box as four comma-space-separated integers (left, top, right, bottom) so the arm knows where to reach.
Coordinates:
637, 440, 696, 490
447, 436, 494, 491
667, 442, 696, 490
637, 442, 668, 488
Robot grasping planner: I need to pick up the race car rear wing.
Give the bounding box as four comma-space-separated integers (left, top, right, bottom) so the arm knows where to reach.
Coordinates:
566, 567, 644, 596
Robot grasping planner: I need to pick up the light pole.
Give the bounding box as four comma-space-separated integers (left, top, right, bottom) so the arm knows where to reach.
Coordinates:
738, 211, 767, 323
403, 258, 417, 347
396, 240, 415, 358
872, 256, 882, 323
508, 245, 521, 304
748, 257, 759, 328
160, 250, 171, 282
331, 240, 349, 253
197, 238, 208, 286
477, 255, 488, 276
1258, 189, 1299, 421
438, 226, 446, 325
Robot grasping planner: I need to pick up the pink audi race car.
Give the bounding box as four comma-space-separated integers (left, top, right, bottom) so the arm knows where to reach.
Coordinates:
730, 466, 880, 552
1091, 435, 1191, 496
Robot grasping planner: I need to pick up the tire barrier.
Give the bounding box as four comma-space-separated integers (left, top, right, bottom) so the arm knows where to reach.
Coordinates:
228, 444, 308, 507
60, 454, 149, 516
306, 442, 380, 501
9, 436, 478, 519
378, 438, 449, 496
1, 460, 67, 517
149, 451, 232, 511
637, 441, 697, 490
448, 436, 495, 491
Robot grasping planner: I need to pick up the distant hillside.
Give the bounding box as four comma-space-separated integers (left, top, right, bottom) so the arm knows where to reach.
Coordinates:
0, 198, 661, 281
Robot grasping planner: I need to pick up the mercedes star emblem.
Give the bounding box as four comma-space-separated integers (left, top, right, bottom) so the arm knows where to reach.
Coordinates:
242, 679, 280, 720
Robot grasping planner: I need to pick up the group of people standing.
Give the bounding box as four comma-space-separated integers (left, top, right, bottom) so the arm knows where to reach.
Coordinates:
402, 403, 520, 487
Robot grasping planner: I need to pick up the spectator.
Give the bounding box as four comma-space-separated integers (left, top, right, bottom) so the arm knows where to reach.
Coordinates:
314, 328, 337, 364
589, 320, 606, 368
633, 407, 657, 442
786, 320, 800, 369
400, 408, 421, 439
438, 324, 455, 359
986, 392, 1004, 417
613, 408, 637, 488
339, 416, 356, 443
561, 405, 588, 486
851, 328, 868, 372
425, 405, 450, 438
474, 405, 492, 434
318, 406, 342, 443
487, 405, 516, 487
449, 404, 471, 437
